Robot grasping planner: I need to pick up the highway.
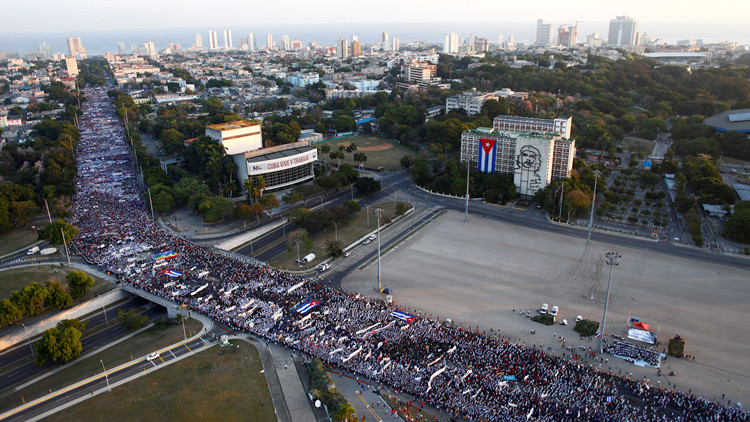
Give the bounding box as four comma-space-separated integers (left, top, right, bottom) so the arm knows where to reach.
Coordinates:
1, 333, 217, 422
0, 299, 164, 392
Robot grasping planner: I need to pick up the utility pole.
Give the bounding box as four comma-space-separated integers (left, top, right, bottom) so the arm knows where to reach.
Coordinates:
60, 228, 71, 266
44, 199, 52, 223
464, 159, 471, 223
586, 170, 601, 246
21, 323, 33, 357
181, 314, 187, 339
331, 222, 338, 242
147, 186, 155, 220
366, 204, 370, 227
375, 208, 383, 291
598, 252, 621, 354
103, 305, 108, 325
100, 359, 112, 393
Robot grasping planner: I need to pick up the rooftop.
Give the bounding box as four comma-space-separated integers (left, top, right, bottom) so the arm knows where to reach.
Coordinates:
704, 109, 750, 133
205, 119, 260, 131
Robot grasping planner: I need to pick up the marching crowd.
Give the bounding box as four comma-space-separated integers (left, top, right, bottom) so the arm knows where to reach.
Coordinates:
68, 87, 748, 421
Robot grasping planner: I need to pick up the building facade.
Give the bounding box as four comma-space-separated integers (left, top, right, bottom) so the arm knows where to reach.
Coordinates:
67, 37, 86, 58
536, 19, 553, 47
205, 120, 317, 191
65, 56, 79, 77
208, 30, 218, 50
445, 89, 497, 115
460, 115, 575, 197
608, 16, 638, 47
492, 115, 572, 139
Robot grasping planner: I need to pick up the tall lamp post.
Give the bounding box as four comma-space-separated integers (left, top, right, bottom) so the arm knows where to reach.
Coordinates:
374, 207, 383, 291
586, 170, 602, 246
598, 252, 621, 354
330, 222, 338, 242
100, 359, 112, 393
21, 323, 34, 357
464, 158, 471, 223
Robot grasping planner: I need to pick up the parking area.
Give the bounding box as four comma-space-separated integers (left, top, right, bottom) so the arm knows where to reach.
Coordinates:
345, 210, 750, 405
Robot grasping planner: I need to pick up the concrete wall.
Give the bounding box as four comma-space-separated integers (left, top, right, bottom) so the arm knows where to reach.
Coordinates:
0, 288, 129, 351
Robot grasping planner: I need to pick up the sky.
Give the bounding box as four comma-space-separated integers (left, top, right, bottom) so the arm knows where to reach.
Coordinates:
3, 0, 750, 33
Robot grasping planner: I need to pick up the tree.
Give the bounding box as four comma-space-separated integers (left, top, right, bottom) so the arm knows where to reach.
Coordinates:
38, 219, 79, 246
564, 190, 592, 218
233, 203, 255, 226
258, 193, 280, 216
174, 177, 211, 204
244, 176, 266, 203
198, 196, 234, 222
34, 325, 83, 366
0, 299, 23, 327
118, 309, 150, 330
10, 282, 49, 316
151, 184, 176, 214
45, 281, 73, 309
724, 207, 750, 244
354, 177, 381, 196
159, 128, 186, 154
353, 152, 367, 167
400, 154, 413, 168
325, 240, 344, 258
66, 270, 94, 299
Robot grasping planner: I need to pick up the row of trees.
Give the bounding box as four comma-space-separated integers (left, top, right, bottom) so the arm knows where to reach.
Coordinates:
0, 271, 93, 328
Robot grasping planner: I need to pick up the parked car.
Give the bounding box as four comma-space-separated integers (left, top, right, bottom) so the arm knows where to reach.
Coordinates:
146, 352, 160, 361
550, 305, 559, 317
540, 303, 549, 314
368, 234, 377, 241
576, 315, 583, 322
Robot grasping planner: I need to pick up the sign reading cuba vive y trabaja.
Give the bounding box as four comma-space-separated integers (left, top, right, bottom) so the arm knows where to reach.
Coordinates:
247, 149, 317, 175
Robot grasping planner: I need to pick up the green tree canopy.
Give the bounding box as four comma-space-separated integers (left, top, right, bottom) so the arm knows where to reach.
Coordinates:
38, 219, 79, 246
66, 270, 94, 299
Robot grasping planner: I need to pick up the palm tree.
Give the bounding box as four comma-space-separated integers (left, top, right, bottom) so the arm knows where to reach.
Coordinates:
319, 144, 331, 170
243, 176, 266, 203
353, 152, 367, 168
345, 142, 358, 162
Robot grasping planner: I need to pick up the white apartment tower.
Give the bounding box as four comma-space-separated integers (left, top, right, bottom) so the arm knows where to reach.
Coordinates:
65, 56, 79, 77
223, 29, 233, 49
337, 38, 349, 59
608, 16, 638, 46
282, 35, 291, 50
443, 32, 459, 53
195, 33, 203, 50
536, 19, 554, 47
382, 32, 389, 51
208, 30, 218, 50
66, 37, 86, 58
248, 33, 256, 51
266, 33, 274, 49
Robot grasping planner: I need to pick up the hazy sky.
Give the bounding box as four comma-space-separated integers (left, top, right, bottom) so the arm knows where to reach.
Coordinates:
3, 0, 750, 33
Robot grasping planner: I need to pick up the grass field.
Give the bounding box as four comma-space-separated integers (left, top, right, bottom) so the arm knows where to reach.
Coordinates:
41, 341, 275, 422
0, 319, 203, 413
270, 201, 410, 271
0, 230, 39, 257
0, 265, 112, 300
317, 135, 414, 171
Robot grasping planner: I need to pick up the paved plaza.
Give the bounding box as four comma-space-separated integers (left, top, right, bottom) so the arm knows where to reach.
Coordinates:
345, 210, 750, 406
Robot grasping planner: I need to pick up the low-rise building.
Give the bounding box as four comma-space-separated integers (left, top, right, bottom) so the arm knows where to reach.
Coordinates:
445, 89, 497, 115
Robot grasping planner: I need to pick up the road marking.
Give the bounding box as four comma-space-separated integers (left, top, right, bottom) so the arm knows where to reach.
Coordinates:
184, 343, 191, 352
159, 356, 165, 363
169, 349, 176, 358
356, 390, 382, 422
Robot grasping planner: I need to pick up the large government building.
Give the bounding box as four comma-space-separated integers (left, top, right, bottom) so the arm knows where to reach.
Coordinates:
460, 116, 575, 197
205, 120, 317, 192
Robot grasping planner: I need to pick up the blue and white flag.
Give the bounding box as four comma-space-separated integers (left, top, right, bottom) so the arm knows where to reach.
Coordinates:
295, 299, 321, 314
594, 331, 602, 339
477, 138, 497, 173
159, 269, 184, 278
390, 310, 415, 323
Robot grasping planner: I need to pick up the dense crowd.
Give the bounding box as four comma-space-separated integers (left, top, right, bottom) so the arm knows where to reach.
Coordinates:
69, 87, 748, 421
608, 339, 662, 368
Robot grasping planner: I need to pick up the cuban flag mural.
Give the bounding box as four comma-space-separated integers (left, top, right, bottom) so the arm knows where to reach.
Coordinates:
477, 138, 497, 173
294, 298, 321, 314
390, 310, 415, 323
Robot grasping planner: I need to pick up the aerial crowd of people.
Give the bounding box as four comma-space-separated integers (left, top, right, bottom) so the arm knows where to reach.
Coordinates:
68, 86, 748, 421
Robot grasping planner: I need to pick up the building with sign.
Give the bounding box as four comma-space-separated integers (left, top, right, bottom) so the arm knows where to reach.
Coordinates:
460, 115, 575, 197
205, 120, 317, 192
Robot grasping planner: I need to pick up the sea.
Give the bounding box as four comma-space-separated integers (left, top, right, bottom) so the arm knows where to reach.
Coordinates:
1, 21, 748, 56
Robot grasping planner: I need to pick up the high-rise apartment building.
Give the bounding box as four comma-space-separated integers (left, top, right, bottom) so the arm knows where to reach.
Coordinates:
66, 37, 86, 58
498, 34, 504, 47
557, 25, 577, 47
351, 40, 361, 56
117, 41, 126, 54
65, 56, 79, 77
38, 42, 52, 59
266, 33, 274, 49
223, 29, 233, 49
443, 32, 459, 53
352, 35, 358, 42
248, 33, 256, 51
292, 39, 302, 49
536, 19, 553, 47
392, 37, 399, 52
382, 32, 389, 51
144, 41, 156, 55
208, 30, 218, 50
195, 34, 203, 50
282, 35, 290, 50
608, 16, 638, 46
336, 38, 349, 59
474, 37, 489, 52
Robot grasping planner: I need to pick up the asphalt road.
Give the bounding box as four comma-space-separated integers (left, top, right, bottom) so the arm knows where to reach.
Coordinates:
1, 333, 217, 422
0, 302, 165, 392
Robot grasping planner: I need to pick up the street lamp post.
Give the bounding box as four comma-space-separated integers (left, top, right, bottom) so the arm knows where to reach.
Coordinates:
331, 222, 338, 242
294, 239, 302, 267
375, 208, 383, 291
21, 323, 33, 357
598, 252, 621, 354
100, 359, 111, 393
60, 227, 71, 266
586, 170, 602, 246
464, 159, 471, 223
147, 186, 155, 220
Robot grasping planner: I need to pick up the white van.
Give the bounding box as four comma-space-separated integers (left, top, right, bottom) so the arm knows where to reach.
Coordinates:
318, 263, 330, 272
26, 246, 39, 255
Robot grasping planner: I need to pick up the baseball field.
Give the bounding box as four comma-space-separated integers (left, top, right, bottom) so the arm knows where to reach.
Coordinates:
316, 135, 414, 171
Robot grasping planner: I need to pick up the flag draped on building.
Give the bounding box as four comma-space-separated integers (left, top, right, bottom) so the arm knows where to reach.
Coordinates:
159, 269, 184, 278
477, 138, 497, 173
152, 251, 179, 260
295, 298, 321, 314
390, 310, 415, 323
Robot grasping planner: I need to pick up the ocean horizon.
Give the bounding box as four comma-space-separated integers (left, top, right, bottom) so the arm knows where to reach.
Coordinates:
1, 21, 747, 56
